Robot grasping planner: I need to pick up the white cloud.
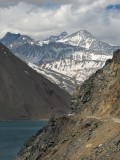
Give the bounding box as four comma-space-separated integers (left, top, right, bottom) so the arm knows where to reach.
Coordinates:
0, 0, 120, 45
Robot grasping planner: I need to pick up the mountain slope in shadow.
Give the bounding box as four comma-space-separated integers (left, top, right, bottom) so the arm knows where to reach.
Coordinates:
0, 43, 70, 120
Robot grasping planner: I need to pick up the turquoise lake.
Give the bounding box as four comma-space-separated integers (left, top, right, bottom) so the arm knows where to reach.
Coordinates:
0, 120, 48, 160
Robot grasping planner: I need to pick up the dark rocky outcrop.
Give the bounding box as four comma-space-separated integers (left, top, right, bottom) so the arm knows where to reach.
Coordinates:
17, 49, 120, 160
71, 49, 120, 116
0, 43, 70, 120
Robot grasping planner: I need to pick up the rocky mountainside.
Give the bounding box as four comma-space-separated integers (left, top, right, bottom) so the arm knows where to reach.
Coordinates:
0, 43, 70, 120
0, 31, 119, 93
17, 49, 120, 160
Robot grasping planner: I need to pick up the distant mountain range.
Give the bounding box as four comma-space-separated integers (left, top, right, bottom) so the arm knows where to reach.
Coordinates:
0, 30, 119, 93
0, 42, 70, 120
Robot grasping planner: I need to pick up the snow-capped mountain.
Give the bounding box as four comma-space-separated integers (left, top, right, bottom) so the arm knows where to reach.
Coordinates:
43, 32, 68, 44
0, 32, 85, 64
0, 31, 117, 64
0, 30, 119, 93
1, 32, 37, 46
58, 30, 118, 53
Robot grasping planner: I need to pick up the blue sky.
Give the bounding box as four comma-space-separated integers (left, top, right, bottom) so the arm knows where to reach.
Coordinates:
42, 2, 59, 9
0, 0, 120, 45
107, 4, 120, 10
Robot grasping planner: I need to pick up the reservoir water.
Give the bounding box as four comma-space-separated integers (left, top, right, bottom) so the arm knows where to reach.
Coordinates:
0, 120, 48, 160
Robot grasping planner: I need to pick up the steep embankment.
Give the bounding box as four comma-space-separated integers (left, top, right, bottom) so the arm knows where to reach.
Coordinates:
0, 43, 70, 120
17, 49, 120, 160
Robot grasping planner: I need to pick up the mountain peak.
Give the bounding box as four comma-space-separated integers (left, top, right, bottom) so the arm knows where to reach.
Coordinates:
4, 32, 33, 41
4, 32, 21, 39
0, 32, 35, 46
77, 29, 91, 33
44, 32, 68, 43
72, 29, 94, 38
5, 32, 21, 36
60, 31, 68, 37
1, 32, 21, 45
58, 30, 116, 52
58, 30, 96, 49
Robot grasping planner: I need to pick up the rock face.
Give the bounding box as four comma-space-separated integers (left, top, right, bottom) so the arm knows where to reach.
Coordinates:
17, 49, 120, 160
71, 49, 120, 116
0, 43, 70, 120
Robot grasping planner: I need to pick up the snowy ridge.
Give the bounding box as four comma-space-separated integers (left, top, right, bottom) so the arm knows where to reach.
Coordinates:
57, 30, 118, 53
58, 30, 94, 48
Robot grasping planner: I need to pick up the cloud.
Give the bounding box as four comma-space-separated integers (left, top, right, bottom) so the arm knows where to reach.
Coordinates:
0, 0, 120, 45
0, 0, 73, 7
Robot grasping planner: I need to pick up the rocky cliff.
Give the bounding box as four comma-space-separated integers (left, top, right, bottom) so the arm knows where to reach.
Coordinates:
0, 43, 70, 120
17, 49, 120, 160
